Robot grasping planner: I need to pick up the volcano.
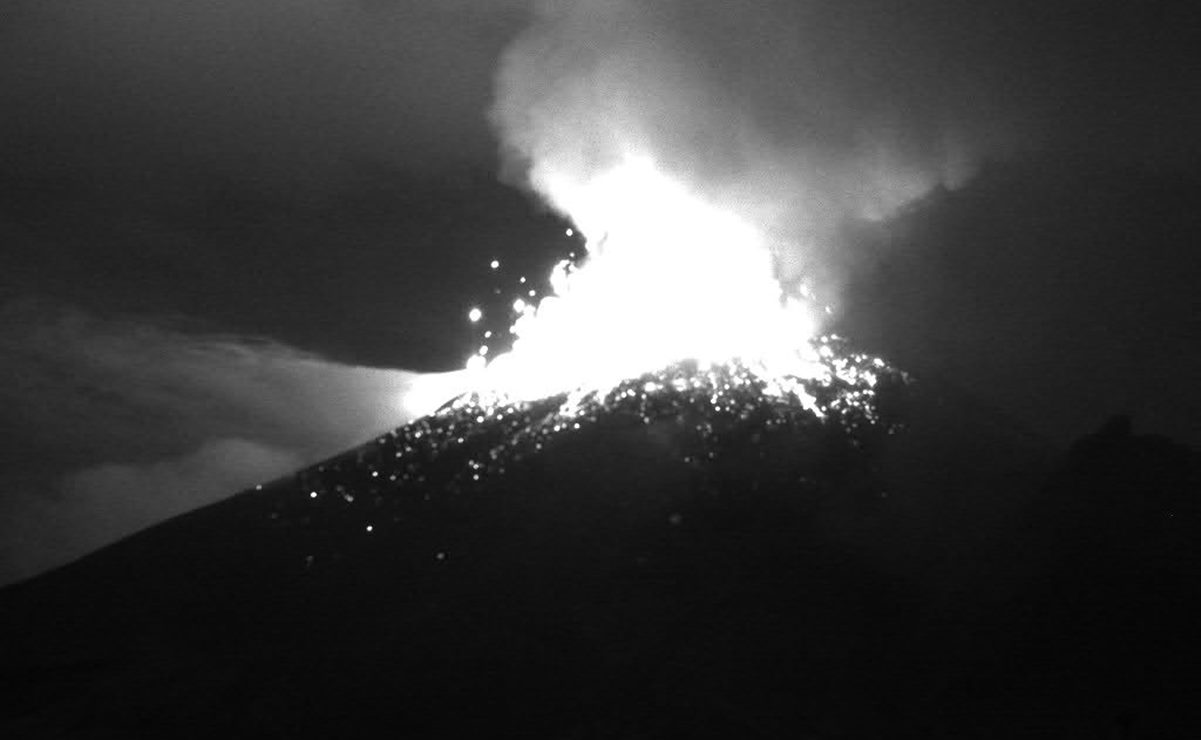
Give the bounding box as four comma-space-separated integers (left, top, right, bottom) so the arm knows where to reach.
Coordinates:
2, 342, 1198, 738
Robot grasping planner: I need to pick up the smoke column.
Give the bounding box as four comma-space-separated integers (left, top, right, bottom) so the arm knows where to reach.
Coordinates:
490, 0, 1018, 303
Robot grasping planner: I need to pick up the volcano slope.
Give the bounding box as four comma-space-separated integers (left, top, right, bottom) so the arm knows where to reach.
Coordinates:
2, 342, 1198, 738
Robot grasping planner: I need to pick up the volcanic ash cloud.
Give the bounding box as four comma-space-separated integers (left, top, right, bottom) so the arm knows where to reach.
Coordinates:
490, 0, 1014, 297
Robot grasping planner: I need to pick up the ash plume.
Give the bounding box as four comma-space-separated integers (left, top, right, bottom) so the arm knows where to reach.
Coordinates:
490, 0, 1198, 303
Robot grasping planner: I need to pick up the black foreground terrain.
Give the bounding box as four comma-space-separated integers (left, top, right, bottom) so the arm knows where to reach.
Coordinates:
2, 349, 1198, 738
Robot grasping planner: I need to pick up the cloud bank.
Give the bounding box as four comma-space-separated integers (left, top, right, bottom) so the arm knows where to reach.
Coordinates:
0, 301, 469, 585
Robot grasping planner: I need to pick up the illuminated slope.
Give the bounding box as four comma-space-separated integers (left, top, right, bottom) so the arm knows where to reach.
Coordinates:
272, 335, 905, 561
3, 341, 1198, 738
0, 339, 916, 738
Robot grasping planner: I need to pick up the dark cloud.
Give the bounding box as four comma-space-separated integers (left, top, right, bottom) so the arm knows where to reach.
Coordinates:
835, 161, 1201, 447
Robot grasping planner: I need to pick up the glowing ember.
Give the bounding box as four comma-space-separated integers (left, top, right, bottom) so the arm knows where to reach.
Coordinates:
287, 163, 907, 557
283, 340, 907, 553
467, 157, 825, 402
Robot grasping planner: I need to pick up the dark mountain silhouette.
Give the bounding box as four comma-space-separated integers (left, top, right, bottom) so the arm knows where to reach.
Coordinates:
2, 343, 1197, 738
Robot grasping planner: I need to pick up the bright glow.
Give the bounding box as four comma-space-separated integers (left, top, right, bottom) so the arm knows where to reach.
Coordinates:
490, 259, 500, 270
468, 156, 824, 401
404, 370, 474, 417
467, 307, 483, 323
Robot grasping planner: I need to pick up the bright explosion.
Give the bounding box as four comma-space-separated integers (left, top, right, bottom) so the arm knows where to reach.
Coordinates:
316, 158, 902, 538
463, 157, 833, 407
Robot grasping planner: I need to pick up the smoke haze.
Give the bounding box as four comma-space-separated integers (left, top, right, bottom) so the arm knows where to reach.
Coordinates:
0, 301, 466, 584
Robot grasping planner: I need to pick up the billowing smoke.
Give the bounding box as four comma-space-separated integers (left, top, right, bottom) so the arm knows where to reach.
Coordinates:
490, 0, 1197, 302
490, 0, 1012, 301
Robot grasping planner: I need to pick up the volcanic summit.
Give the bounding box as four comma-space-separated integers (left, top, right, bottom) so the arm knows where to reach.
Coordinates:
3, 335, 1199, 738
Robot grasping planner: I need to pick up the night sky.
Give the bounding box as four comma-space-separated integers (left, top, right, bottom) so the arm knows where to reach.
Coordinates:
1, 0, 1197, 584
